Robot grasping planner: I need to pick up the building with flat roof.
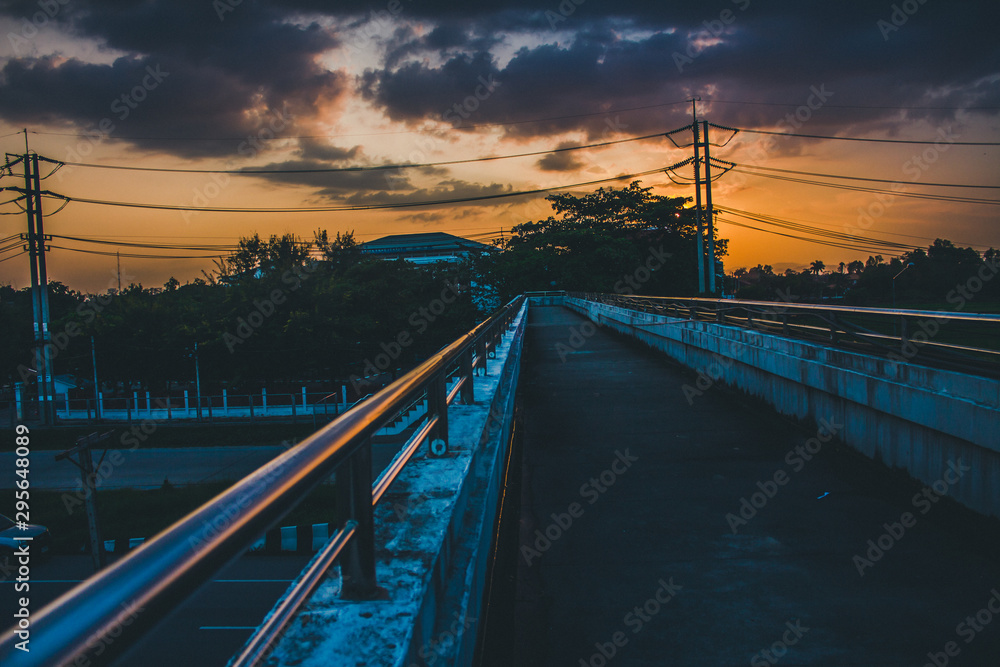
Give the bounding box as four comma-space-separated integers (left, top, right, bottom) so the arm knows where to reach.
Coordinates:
359, 232, 491, 265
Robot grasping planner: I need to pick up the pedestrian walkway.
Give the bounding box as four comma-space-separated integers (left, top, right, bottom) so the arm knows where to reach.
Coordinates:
513, 305, 1000, 666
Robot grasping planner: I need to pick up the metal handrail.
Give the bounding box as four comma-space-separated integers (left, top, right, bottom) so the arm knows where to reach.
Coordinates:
580, 293, 1000, 323
0, 296, 525, 667
573, 292, 1000, 376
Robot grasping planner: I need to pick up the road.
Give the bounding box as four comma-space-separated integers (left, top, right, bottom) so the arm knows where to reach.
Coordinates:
0, 553, 312, 666
0, 446, 288, 490
0, 440, 404, 490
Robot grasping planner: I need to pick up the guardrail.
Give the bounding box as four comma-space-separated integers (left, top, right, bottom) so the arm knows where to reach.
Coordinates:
0, 296, 525, 667
574, 293, 1000, 377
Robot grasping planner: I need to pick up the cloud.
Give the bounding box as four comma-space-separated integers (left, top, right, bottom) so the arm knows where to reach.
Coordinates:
343, 179, 516, 207
0, 0, 345, 158
1, 0, 996, 166
537, 143, 587, 172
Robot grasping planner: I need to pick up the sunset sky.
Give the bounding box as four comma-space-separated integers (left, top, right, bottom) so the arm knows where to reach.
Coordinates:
0, 0, 997, 293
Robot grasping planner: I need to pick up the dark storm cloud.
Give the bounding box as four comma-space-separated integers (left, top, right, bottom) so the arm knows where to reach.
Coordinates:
1, 0, 997, 198
0, 0, 343, 158
537, 143, 587, 172
343, 179, 514, 206
356, 1, 1000, 140
239, 158, 455, 199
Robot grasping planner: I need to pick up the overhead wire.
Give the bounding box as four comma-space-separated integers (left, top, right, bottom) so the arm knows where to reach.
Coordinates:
21, 100, 690, 141
732, 168, 1000, 206
47, 131, 671, 175
737, 128, 1000, 146
37, 163, 690, 213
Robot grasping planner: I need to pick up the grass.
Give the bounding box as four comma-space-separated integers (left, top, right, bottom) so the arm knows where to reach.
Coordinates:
0, 422, 325, 452
1, 481, 337, 555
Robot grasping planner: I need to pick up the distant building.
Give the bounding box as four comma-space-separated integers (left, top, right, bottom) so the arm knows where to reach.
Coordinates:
53, 374, 77, 403
359, 232, 491, 265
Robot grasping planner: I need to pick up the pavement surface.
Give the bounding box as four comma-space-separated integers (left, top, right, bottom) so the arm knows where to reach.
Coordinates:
0, 441, 404, 490
0, 553, 312, 667
512, 305, 1000, 666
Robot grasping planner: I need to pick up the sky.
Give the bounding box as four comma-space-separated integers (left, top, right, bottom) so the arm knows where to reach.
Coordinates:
0, 0, 997, 292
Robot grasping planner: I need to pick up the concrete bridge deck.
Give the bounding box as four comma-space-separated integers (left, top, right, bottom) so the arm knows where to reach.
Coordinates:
509, 305, 1000, 666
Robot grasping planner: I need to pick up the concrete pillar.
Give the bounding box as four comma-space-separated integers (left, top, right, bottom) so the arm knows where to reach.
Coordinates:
223, 388, 228, 415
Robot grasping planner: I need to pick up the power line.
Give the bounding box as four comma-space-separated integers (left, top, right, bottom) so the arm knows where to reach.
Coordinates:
21, 100, 690, 142
39, 164, 687, 213
49, 245, 227, 260
719, 206, 986, 248
732, 168, 1000, 206
738, 128, 1000, 146
48, 132, 670, 175
734, 164, 1000, 189
50, 234, 241, 251
705, 99, 1000, 111
716, 205, 996, 254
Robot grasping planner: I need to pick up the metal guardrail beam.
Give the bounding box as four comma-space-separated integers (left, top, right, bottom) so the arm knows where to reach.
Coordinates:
0, 296, 525, 667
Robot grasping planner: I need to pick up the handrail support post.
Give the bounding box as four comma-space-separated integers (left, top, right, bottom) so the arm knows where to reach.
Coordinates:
337, 438, 378, 599
460, 348, 475, 404
427, 374, 449, 456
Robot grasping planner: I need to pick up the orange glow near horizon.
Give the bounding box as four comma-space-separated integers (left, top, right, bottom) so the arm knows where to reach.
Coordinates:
1, 91, 997, 294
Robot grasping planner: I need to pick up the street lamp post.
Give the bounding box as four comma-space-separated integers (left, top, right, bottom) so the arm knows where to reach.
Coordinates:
194, 341, 202, 421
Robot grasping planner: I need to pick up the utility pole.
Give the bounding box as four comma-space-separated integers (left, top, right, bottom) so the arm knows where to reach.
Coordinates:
56, 432, 113, 572
689, 98, 706, 293
91, 336, 102, 420
31, 153, 55, 423
702, 120, 718, 294
22, 147, 54, 424
117, 251, 121, 293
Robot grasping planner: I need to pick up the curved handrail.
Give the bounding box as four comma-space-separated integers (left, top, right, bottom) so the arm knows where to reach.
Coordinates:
0, 295, 525, 667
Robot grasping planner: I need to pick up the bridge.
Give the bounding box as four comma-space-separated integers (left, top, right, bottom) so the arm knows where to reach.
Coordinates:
2, 294, 999, 666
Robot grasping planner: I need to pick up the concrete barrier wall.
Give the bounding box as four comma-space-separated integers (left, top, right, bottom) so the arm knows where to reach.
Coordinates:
563, 297, 1000, 519
264, 302, 526, 667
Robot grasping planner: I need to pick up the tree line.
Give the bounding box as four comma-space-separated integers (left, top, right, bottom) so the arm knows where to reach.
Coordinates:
3, 180, 996, 401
